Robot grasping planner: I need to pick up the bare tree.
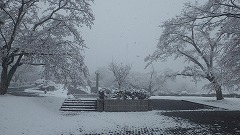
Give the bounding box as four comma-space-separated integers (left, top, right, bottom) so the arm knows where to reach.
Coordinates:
145, 68, 166, 95
0, 0, 94, 94
129, 68, 166, 96
108, 61, 131, 89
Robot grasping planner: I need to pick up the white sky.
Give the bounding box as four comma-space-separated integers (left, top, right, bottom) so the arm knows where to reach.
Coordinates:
82, 0, 206, 73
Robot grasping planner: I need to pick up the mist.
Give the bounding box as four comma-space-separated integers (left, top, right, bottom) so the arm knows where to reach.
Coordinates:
82, 0, 208, 92
82, 0, 198, 73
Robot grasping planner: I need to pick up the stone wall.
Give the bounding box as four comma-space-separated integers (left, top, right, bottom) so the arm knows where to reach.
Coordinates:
97, 99, 149, 112
97, 99, 104, 112
149, 99, 215, 110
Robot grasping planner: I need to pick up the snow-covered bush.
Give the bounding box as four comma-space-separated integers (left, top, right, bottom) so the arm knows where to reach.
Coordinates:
111, 89, 150, 100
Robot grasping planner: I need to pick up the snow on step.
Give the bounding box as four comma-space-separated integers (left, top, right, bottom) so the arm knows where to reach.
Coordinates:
64, 100, 96, 103
62, 103, 95, 106
60, 98, 97, 111
61, 106, 96, 108
60, 107, 96, 111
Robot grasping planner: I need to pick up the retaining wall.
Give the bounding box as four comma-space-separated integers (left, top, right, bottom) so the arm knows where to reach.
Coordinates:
149, 99, 214, 110
97, 99, 149, 112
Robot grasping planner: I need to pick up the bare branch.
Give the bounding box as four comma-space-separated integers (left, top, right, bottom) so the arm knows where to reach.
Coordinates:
109, 61, 131, 89
0, 29, 7, 45
1, 8, 16, 25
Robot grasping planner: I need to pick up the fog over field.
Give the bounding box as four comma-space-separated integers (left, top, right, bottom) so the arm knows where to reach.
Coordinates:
82, 0, 208, 92
82, 0, 207, 73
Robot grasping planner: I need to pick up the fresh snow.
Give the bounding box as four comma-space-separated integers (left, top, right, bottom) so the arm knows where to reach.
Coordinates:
1, 88, 240, 134
0, 94, 193, 135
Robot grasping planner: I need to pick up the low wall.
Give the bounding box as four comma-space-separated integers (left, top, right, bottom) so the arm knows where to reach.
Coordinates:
149, 99, 215, 110
97, 99, 149, 112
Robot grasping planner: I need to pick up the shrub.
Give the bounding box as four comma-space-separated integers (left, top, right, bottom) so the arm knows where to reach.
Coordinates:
111, 89, 149, 100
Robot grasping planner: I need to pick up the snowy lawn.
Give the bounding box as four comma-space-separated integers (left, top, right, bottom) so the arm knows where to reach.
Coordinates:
1, 88, 240, 134
0, 94, 206, 135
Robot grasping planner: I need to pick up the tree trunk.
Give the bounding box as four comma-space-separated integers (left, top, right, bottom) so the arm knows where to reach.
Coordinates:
0, 66, 8, 95
0, 66, 20, 95
118, 82, 122, 90
213, 81, 224, 100
0, 82, 8, 95
0, 55, 22, 95
206, 75, 224, 100
7, 64, 19, 87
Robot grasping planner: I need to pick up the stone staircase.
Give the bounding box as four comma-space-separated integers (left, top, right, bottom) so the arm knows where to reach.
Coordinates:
60, 98, 97, 111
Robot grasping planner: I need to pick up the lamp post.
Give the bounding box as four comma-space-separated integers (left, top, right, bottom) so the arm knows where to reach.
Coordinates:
95, 72, 100, 93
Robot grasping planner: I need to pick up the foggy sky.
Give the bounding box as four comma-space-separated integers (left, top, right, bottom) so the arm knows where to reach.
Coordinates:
82, 0, 205, 74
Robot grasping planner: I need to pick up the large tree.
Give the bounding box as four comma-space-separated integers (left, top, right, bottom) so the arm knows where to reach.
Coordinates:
146, 2, 227, 100
0, 0, 94, 95
186, 0, 240, 91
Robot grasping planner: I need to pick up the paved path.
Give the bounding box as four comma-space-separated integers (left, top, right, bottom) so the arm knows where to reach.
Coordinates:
77, 110, 240, 135
61, 110, 219, 135
80, 126, 210, 135
162, 110, 240, 135
61, 109, 240, 134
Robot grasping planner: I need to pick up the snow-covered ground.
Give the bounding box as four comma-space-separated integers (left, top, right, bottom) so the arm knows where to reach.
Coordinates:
1, 87, 240, 134
0, 94, 195, 134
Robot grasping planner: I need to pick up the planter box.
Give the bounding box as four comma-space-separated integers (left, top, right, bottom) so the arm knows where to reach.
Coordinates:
97, 99, 149, 112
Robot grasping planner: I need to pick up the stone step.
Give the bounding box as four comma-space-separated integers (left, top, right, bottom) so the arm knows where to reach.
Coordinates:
64, 100, 96, 103
64, 99, 97, 102
60, 98, 97, 112
61, 106, 96, 108
63, 102, 96, 105
65, 98, 97, 101
62, 103, 96, 106
60, 108, 97, 111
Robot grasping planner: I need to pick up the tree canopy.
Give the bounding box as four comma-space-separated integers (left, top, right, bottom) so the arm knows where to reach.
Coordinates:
0, 0, 94, 94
